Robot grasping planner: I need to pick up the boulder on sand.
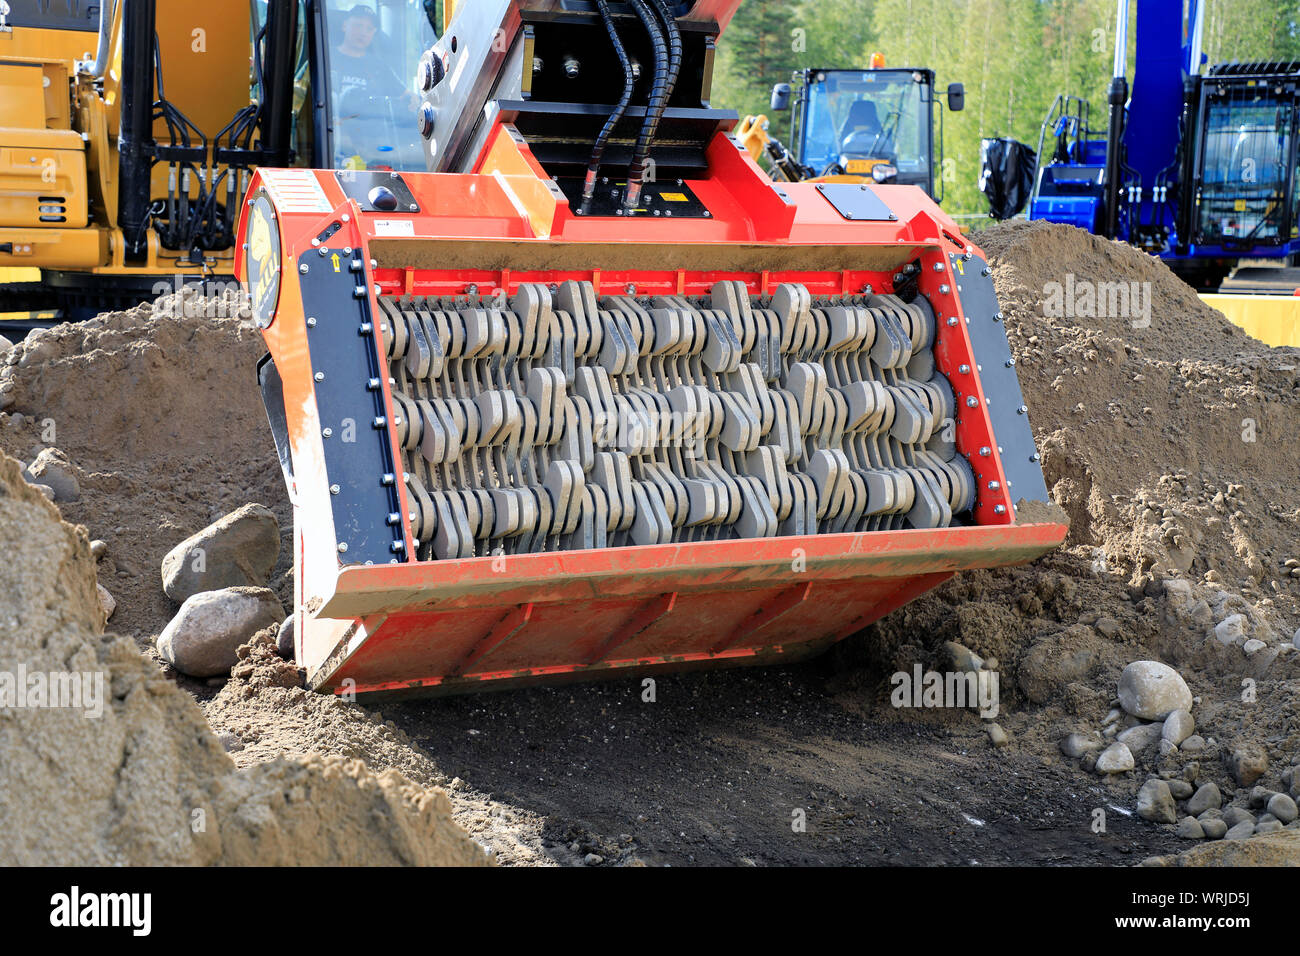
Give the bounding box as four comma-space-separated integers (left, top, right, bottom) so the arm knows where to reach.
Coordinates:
160, 503, 280, 603
157, 586, 284, 678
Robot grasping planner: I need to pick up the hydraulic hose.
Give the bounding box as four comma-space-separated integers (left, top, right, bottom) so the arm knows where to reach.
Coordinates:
623, 0, 668, 212
651, 0, 682, 108
580, 0, 636, 214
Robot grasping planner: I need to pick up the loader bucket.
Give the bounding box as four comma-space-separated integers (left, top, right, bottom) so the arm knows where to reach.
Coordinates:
236, 131, 1065, 698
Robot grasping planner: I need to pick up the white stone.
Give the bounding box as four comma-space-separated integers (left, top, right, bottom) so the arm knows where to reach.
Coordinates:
1096, 742, 1135, 774
1117, 660, 1193, 720
156, 586, 284, 678
96, 584, 115, 622
1215, 614, 1247, 645
1162, 709, 1194, 746
27, 448, 80, 502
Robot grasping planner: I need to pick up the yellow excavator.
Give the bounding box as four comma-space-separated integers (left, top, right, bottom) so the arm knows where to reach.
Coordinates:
737, 56, 964, 201
0, 0, 436, 323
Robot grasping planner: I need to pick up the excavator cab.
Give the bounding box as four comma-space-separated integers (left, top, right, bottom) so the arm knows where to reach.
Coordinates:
311, 0, 436, 171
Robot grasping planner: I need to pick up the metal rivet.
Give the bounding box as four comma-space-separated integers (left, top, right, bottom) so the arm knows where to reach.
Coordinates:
1005, 358, 1015, 367
962, 251, 972, 260
946, 316, 958, 327
387, 513, 401, 525
932, 262, 944, 272
994, 505, 1007, 515
299, 263, 308, 274
409, 203, 418, 212
337, 542, 349, 553
373, 416, 387, 428
322, 427, 333, 438
466, 284, 478, 295
1017, 405, 1027, 415
625, 283, 636, 295
374, 284, 383, 296
310, 238, 320, 247
965, 396, 978, 408
306, 316, 317, 327
360, 322, 373, 334
382, 473, 395, 485
988, 480, 1000, 490
958, 364, 970, 374
982, 267, 991, 277
368, 378, 381, 390
939, 284, 950, 294
993, 312, 1003, 321
319, 246, 329, 256
391, 541, 406, 553
370, 259, 378, 269
979, 446, 990, 456
314, 372, 324, 382
330, 484, 340, 495
393, 415, 403, 426
1030, 452, 1041, 462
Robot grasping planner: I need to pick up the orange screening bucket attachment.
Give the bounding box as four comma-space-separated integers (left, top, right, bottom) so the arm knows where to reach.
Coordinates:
236, 131, 1064, 698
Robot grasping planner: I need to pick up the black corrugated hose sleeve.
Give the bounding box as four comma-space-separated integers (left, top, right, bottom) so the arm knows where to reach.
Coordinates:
581, 0, 636, 213
624, 0, 668, 211
652, 0, 682, 107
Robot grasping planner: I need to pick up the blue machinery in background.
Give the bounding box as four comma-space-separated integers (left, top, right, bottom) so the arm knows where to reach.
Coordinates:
1029, 0, 1300, 287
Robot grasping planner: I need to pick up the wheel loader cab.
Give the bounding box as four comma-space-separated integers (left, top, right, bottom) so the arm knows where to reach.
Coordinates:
798, 69, 933, 190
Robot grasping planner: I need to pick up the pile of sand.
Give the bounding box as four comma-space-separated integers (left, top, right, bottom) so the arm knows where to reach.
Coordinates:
846, 223, 1299, 864
0, 289, 291, 646
980, 219, 1299, 600
0, 450, 488, 865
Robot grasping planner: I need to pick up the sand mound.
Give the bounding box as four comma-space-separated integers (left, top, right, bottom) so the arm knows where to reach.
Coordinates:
846, 222, 1298, 779
0, 453, 488, 866
983, 219, 1299, 592
0, 290, 291, 644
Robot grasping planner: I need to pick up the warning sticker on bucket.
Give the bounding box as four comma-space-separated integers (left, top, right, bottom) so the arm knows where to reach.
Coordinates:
262, 169, 332, 214
373, 219, 416, 237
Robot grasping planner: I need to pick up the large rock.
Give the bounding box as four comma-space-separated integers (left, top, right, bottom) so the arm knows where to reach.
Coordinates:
157, 587, 284, 678
26, 447, 80, 502
1268, 793, 1299, 824
1227, 742, 1269, 787
1117, 660, 1192, 720
1186, 782, 1221, 816
1096, 742, 1134, 774
161, 503, 280, 602
1162, 709, 1194, 746
1117, 722, 1164, 755
1137, 778, 1178, 824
